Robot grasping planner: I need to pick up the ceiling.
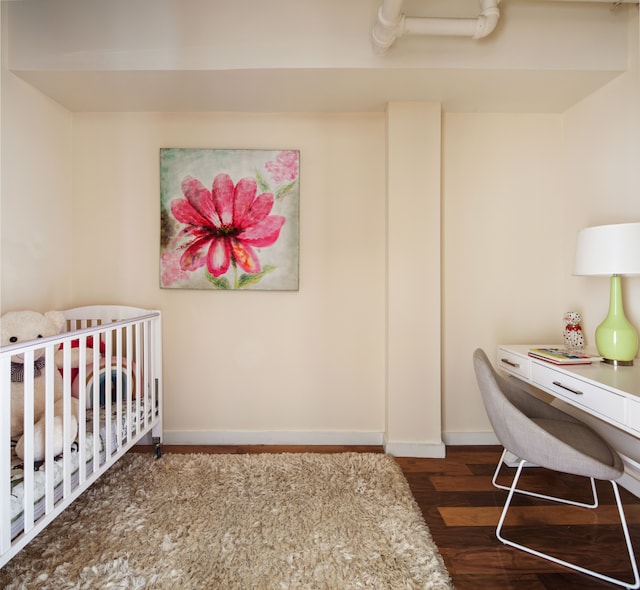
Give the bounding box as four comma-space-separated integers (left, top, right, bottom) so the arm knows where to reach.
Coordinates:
4, 0, 636, 113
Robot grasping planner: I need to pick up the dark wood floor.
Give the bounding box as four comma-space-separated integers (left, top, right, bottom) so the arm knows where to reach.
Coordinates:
136, 444, 640, 589
398, 445, 640, 590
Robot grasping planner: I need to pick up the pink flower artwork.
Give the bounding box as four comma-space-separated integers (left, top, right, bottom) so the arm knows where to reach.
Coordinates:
161, 249, 189, 286
171, 174, 285, 277
160, 149, 299, 290
265, 150, 299, 185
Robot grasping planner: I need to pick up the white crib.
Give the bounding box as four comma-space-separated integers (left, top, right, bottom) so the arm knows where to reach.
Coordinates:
0, 305, 163, 568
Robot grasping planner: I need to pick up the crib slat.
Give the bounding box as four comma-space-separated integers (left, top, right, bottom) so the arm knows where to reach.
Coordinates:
62, 343, 72, 498
91, 342, 100, 468
116, 327, 123, 450
0, 356, 12, 555
143, 321, 151, 432
22, 349, 35, 534
125, 325, 133, 440
44, 345, 56, 515
134, 323, 142, 435
104, 331, 113, 459
76, 335, 87, 484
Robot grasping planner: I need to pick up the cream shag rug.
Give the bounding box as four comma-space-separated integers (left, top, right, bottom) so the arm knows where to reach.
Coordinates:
1, 452, 453, 589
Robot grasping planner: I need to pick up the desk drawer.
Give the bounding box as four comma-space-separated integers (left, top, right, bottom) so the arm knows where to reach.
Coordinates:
497, 347, 531, 381
628, 399, 640, 434
531, 361, 625, 424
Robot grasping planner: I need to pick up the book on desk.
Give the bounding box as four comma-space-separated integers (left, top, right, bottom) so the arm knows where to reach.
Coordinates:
528, 347, 602, 365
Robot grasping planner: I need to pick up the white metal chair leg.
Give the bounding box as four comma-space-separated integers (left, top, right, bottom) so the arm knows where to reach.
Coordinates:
496, 458, 640, 589
492, 448, 598, 508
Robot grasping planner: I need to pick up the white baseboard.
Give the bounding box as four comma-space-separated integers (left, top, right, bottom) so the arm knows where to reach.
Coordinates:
162, 430, 445, 457
159, 430, 477, 457
442, 431, 500, 446
161, 430, 385, 447
384, 441, 446, 458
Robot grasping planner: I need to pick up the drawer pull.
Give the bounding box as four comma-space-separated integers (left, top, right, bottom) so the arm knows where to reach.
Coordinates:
552, 380, 583, 396
501, 358, 520, 368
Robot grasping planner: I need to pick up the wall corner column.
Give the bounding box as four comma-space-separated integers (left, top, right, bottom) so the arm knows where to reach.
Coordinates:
384, 101, 444, 458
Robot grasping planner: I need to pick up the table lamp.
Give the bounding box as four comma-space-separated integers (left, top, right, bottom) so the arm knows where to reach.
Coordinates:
573, 222, 640, 366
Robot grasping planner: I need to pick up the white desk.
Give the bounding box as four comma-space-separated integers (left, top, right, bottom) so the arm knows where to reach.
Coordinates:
497, 345, 640, 438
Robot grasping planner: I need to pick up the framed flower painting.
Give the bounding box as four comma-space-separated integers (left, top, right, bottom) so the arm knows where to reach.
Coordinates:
160, 149, 300, 290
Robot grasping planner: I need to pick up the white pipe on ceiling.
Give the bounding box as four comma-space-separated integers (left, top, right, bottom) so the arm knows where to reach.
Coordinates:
372, 0, 501, 54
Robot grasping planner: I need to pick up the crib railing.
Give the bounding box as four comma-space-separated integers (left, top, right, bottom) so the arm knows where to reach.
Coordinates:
0, 306, 162, 567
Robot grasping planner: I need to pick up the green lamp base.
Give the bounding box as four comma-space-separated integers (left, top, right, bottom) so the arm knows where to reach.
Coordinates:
598, 353, 635, 367
595, 275, 638, 366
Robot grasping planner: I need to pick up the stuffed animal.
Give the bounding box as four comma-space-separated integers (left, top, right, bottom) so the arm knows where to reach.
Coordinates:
563, 311, 584, 351
1, 310, 79, 461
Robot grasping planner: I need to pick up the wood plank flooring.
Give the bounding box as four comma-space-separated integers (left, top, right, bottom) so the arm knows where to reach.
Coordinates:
398, 445, 640, 590
135, 444, 640, 589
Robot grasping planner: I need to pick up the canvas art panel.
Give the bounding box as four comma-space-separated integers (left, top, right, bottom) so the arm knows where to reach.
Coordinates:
160, 148, 300, 290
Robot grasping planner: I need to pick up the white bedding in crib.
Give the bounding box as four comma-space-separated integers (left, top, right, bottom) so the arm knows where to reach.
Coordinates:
10, 431, 105, 537
10, 406, 148, 539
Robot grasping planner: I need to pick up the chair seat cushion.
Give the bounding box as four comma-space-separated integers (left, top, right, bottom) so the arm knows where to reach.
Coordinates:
530, 418, 624, 480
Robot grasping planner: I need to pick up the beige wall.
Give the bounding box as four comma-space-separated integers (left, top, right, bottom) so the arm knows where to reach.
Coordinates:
70, 112, 388, 444
442, 113, 565, 438
442, 10, 640, 442
2, 10, 639, 451
562, 11, 640, 333
0, 69, 73, 312
554, 12, 640, 464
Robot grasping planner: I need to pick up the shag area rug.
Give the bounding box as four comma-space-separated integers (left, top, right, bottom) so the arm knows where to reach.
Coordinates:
0, 452, 453, 589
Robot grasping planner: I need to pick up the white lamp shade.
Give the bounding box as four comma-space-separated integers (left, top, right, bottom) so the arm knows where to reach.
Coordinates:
573, 222, 640, 276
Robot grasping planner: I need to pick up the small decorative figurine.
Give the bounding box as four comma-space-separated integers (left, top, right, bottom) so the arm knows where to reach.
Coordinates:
563, 311, 585, 350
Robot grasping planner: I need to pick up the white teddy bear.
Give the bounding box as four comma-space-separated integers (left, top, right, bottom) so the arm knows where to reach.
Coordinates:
1, 310, 79, 461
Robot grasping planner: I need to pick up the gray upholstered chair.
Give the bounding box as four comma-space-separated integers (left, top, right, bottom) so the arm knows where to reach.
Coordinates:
473, 348, 639, 589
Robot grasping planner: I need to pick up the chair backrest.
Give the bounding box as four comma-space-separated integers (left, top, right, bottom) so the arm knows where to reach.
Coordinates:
473, 348, 530, 457
473, 348, 583, 463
